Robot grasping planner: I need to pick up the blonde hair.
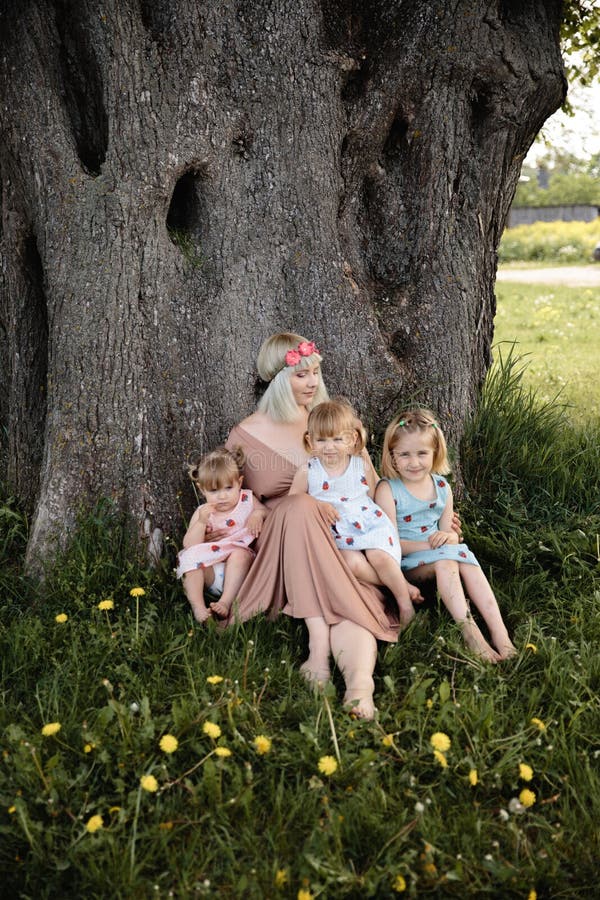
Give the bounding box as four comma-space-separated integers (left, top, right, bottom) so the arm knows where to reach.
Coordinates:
256, 332, 329, 422
381, 407, 450, 477
304, 399, 366, 455
188, 446, 245, 493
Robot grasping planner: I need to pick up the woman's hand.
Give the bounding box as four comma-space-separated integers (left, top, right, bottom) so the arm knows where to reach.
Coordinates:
317, 501, 340, 527
450, 511, 462, 539
428, 530, 459, 549
246, 509, 267, 538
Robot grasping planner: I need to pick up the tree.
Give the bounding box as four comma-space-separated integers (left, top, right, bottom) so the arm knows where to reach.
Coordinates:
0, 0, 565, 570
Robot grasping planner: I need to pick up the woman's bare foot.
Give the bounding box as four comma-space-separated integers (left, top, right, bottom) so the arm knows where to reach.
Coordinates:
461, 617, 501, 662
300, 657, 331, 686
209, 598, 232, 619
190, 601, 211, 623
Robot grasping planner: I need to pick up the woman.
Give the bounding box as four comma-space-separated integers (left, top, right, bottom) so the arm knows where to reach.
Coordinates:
218, 332, 405, 719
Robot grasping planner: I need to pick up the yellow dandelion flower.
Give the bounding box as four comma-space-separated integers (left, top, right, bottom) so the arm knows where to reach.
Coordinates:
206, 675, 223, 684
140, 774, 159, 792
433, 749, 448, 768
525, 642, 537, 653
97, 599, 114, 611
426, 698, 433, 708
382, 734, 394, 747
55, 613, 68, 623
519, 788, 536, 808
85, 814, 103, 833
297, 890, 313, 900
519, 762, 534, 782
528, 890, 537, 900
393, 873, 407, 892
159, 734, 179, 754
109, 806, 121, 814
8, 806, 16, 814
468, 768, 478, 786
159, 821, 174, 830
215, 746, 232, 758
253, 734, 272, 755
430, 732, 451, 752
530, 717, 546, 731
203, 722, 222, 740
274, 868, 288, 888
84, 743, 95, 753
130, 587, 146, 597
41, 722, 61, 737
318, 755, 338, 776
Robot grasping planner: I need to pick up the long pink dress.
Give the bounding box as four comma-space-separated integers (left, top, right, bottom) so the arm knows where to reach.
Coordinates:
224, 425, 400, 642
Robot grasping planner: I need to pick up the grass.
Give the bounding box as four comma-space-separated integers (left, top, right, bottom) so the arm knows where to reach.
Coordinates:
494, 280, 600, 417
1, 357, 600, 897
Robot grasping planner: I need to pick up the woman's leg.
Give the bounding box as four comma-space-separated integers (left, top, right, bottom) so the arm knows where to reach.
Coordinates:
182, 569, 211, 623
300, 616, 332, 684
459, 566, 517, 659
210, 550, 255, 618
433, 560, 501, 662
330, 619, 378, 720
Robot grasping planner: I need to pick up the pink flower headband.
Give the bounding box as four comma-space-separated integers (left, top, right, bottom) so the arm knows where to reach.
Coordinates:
284, 340, 319, 367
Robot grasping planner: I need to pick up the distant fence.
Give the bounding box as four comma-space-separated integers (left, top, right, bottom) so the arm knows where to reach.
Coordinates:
507, 204, 600, 228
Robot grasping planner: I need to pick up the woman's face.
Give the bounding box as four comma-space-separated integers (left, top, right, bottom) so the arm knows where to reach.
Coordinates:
289, 363, 320, 408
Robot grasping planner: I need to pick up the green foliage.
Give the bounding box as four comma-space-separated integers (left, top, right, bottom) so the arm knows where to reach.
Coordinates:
562, 1, 600, 90
514, 170, 600, 207
499, 219, 599, 264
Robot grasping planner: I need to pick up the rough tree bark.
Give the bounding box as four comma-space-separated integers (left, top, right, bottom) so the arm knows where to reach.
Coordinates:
0, 0, 565, 569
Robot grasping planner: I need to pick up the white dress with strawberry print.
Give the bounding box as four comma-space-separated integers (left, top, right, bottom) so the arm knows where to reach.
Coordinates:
176, 490, 256, 579
386, 475, 480, 571
307, 456, 402, 565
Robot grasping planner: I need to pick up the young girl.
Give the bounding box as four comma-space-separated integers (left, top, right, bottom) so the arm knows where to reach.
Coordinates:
376, 408, 516, 661
289, 400, 417, 628
176, 447, 268, 622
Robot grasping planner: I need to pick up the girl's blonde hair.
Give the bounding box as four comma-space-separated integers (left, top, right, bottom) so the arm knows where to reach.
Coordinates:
256, 331, 329, 422
304, 399, 366, 455
188, 446, 245, 493
381, 408, 450, 477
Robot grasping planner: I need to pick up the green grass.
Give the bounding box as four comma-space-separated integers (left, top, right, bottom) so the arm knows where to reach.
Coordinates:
1, 358, 600, 897
494, 280, 600, 417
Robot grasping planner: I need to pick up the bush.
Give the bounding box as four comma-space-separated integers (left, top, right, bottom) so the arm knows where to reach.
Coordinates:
499, 219, 600, 264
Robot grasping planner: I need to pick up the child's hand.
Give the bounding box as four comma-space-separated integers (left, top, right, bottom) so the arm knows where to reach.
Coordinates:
318, 501, 340, 527
428, 530, 458, 548
246, 509, 267, 538
205, 517, 228, 542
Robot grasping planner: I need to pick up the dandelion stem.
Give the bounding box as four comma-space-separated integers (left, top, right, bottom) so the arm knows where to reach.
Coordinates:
130, 785, 142, 879
135, 597, 140, 641
322, 693, 341, 766
161, 750, 216, 790
30, 746, 51, 792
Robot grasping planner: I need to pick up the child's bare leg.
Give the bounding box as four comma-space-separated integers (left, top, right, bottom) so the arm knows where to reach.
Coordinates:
460, 566, 516, 659
433, 560, 500, 662
183, 570, 211, 623
365, 549, 415, 628
331, 619, 377, 720
209, 550, 254, 618
300, 616, 331, 685
341, 549, 381, 585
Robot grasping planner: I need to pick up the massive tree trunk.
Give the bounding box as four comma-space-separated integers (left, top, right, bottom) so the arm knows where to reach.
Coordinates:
0, 0, 565, 569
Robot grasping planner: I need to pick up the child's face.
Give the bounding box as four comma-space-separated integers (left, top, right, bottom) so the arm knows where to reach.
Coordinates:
309, 429, 356, 468
202, 476, 243, 512
391, 430, 435, 482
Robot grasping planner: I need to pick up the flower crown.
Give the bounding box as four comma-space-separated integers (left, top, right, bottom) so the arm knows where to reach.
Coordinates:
284, 340, 319, 367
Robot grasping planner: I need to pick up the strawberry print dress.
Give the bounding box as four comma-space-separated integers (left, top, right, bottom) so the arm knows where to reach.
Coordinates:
307, 456, 402, 565
176, 490, 256, 579
386, 476, 479, 571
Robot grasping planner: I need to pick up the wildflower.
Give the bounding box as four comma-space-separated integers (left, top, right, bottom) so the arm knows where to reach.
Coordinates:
203, 722, 222, 740
55, 613, 68, 623
414, 801, 425, 814
85, 814, 104, 833
274, 869, 288, 888
525, 643, 537, 653
382, 734, 394, 747
215, 747, 232, 758
499, 808, 510, 821
318, 755, 338, 776
84, 743, 95, 753
393, 873, 407, 892
297, 890, 313, 900
109, 806, 121, 814
530, 717, 546, 731
8, 806, 16, 814
253, 734, 272, 755
519, 788, 536, 808
41, 722, 61, 737
469, 768, 478, 786
130, 587, 146, 597
98, 599, 114, 611
433, 749, 448, 768
159, 821, 174, 830
430, 732, 451, 752
159, 734, 179, 754
426, 698, 433, 708
508, 797, 525, 814
519, 763, 534, 782
140, 774, 159, 792
528, 891, 537, 900
206, 675, 223, 684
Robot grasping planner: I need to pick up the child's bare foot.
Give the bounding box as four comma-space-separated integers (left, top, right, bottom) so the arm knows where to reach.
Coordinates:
398, 604, 416, 630
407, 583, 424, 604
190, 602, 211, 623
300, 657, 331, 686
209, 598, 232, 619
495, 640, 518, 660
343, 684, 376, 720
461, 618, 501, 662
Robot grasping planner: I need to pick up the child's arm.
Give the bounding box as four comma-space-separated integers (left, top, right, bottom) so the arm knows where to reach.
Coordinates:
182, 504, 213, 549
429, 485, 460, 548
289, 464, 339, 526
362, 449, 379, 497
246, 495, 269, 538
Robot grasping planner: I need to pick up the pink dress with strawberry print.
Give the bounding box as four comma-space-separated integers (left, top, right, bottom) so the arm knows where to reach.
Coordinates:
307, 456, 402, 565
386, 476, 479, 571
176, 490, 256, 579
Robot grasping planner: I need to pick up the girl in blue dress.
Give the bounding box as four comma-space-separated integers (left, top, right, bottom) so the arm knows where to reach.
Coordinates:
376, 408, 516, 661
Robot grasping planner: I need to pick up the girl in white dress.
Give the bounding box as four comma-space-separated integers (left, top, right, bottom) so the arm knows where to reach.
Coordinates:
289, 400, 416, 628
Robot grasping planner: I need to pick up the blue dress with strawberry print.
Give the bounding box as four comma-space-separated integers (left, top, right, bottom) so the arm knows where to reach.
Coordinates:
386, 475, 479, 571
307, 456, 402, 565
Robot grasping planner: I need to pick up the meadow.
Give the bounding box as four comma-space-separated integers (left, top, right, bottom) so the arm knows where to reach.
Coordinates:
1, 303, 599, 897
